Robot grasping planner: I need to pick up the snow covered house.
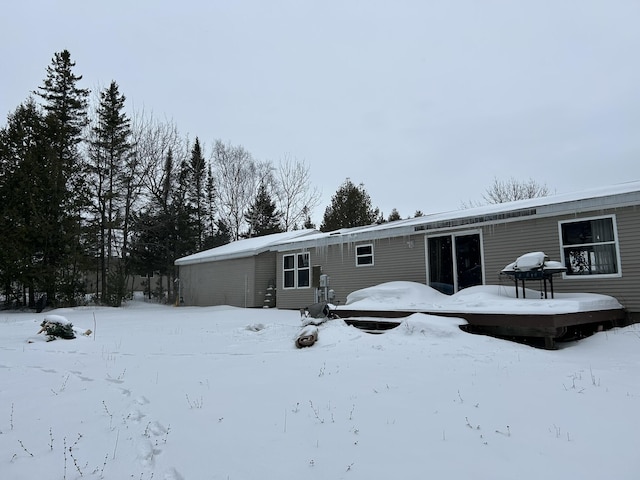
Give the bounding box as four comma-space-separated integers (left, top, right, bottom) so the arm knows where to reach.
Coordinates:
175, 181, 640, 325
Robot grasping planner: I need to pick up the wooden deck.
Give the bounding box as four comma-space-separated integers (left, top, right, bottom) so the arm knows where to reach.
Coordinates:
337, 307, 630, 349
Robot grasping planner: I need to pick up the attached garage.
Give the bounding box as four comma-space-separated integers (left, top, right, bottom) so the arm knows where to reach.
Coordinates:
175, 230, 317, 307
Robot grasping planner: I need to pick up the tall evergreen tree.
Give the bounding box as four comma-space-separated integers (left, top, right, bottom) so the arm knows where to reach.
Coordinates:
88, 81, 132, 305
188, 137, 206, 249
0, 99, 49, 306
202, 164, 219, 247
35, 50, 90, 305
244, 182, 283, 237
320, 179, 380, 232
173, 155, 199, 258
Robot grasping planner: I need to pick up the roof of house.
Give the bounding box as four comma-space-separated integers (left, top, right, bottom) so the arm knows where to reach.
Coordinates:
278, 179, 640, 251
175, 180, 640, 265
174, 229, 318, 266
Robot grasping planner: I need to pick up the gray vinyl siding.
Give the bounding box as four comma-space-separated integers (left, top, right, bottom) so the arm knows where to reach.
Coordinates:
615, 206, 640, 312
276, 235, 426, 309
558, 206, 639, 313
254, 252, 277, 307
480, 217, 562, 286
276, 206, 640, 313
178, 256, 258, 307
480, 206, 640, 313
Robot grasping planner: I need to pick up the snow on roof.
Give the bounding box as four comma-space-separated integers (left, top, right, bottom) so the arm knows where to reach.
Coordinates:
177, 180, 640, 264
174, 229, 318, 265
351, 179, 640, 234
276, 180, 640, 250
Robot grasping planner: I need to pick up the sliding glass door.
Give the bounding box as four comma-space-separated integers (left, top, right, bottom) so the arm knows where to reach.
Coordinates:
427, 231, 483, 294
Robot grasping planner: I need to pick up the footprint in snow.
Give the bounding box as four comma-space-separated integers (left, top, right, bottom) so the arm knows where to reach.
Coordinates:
126, 409, 146, 422
162, 468, 185, 480
146, 420, 168, 436
136, 439, 159, 467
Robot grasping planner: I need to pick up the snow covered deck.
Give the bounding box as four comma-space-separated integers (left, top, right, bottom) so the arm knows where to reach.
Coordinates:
335, 282, 629, 348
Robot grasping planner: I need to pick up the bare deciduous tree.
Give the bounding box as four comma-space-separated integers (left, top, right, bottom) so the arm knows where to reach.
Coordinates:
273, 155, 321, 231
462, 176, 552, 208
212, 140, 258, 241
131, 111, 184, 209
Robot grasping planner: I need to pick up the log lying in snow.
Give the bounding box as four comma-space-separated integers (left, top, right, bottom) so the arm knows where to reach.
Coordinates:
295, 325, 318, 348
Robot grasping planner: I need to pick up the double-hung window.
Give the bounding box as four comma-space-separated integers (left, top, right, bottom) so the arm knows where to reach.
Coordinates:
559, 215, 621, 277
356, 244, 374, 266
283, 252, 310, 288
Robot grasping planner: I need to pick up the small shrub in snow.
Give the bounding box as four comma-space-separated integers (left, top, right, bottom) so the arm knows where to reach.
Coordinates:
38, 315, 76, 341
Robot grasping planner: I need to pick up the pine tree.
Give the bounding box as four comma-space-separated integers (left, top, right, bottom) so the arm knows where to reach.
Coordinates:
35, 50, 90, 305
387, 208, 402, 222
320, 179, 380, 232
188, 137, 206, 249
0, 99, 49, 306
244, 182, 283, 237
88, 81, 132, 306
173, 155, 199, 258
202, 164, 218, 246
301, 205, 316, 229
208, 219, 232, 248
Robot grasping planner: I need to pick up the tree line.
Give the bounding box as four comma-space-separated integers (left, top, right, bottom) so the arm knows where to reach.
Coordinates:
0, 50, 327, 308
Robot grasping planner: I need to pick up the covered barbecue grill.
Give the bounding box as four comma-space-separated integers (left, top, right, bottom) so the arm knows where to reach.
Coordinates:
501, 252, 567, 299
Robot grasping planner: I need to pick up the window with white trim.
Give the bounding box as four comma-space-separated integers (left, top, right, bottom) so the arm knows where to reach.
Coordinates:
283, 252, 310, 288
559, 215, 621, 277
356, 244, 374, 266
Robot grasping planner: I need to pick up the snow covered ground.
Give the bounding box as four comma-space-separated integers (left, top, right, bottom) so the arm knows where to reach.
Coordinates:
1, 288, 639, 479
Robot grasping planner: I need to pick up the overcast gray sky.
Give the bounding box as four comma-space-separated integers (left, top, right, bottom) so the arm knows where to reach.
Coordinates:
2, 0, 640, 223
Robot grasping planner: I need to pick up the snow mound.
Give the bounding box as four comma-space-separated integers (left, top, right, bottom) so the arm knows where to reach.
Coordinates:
391, 313, 467, 338
43, 314, 72, 325
345, 281, 448, 309
447, 285, 624, 313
